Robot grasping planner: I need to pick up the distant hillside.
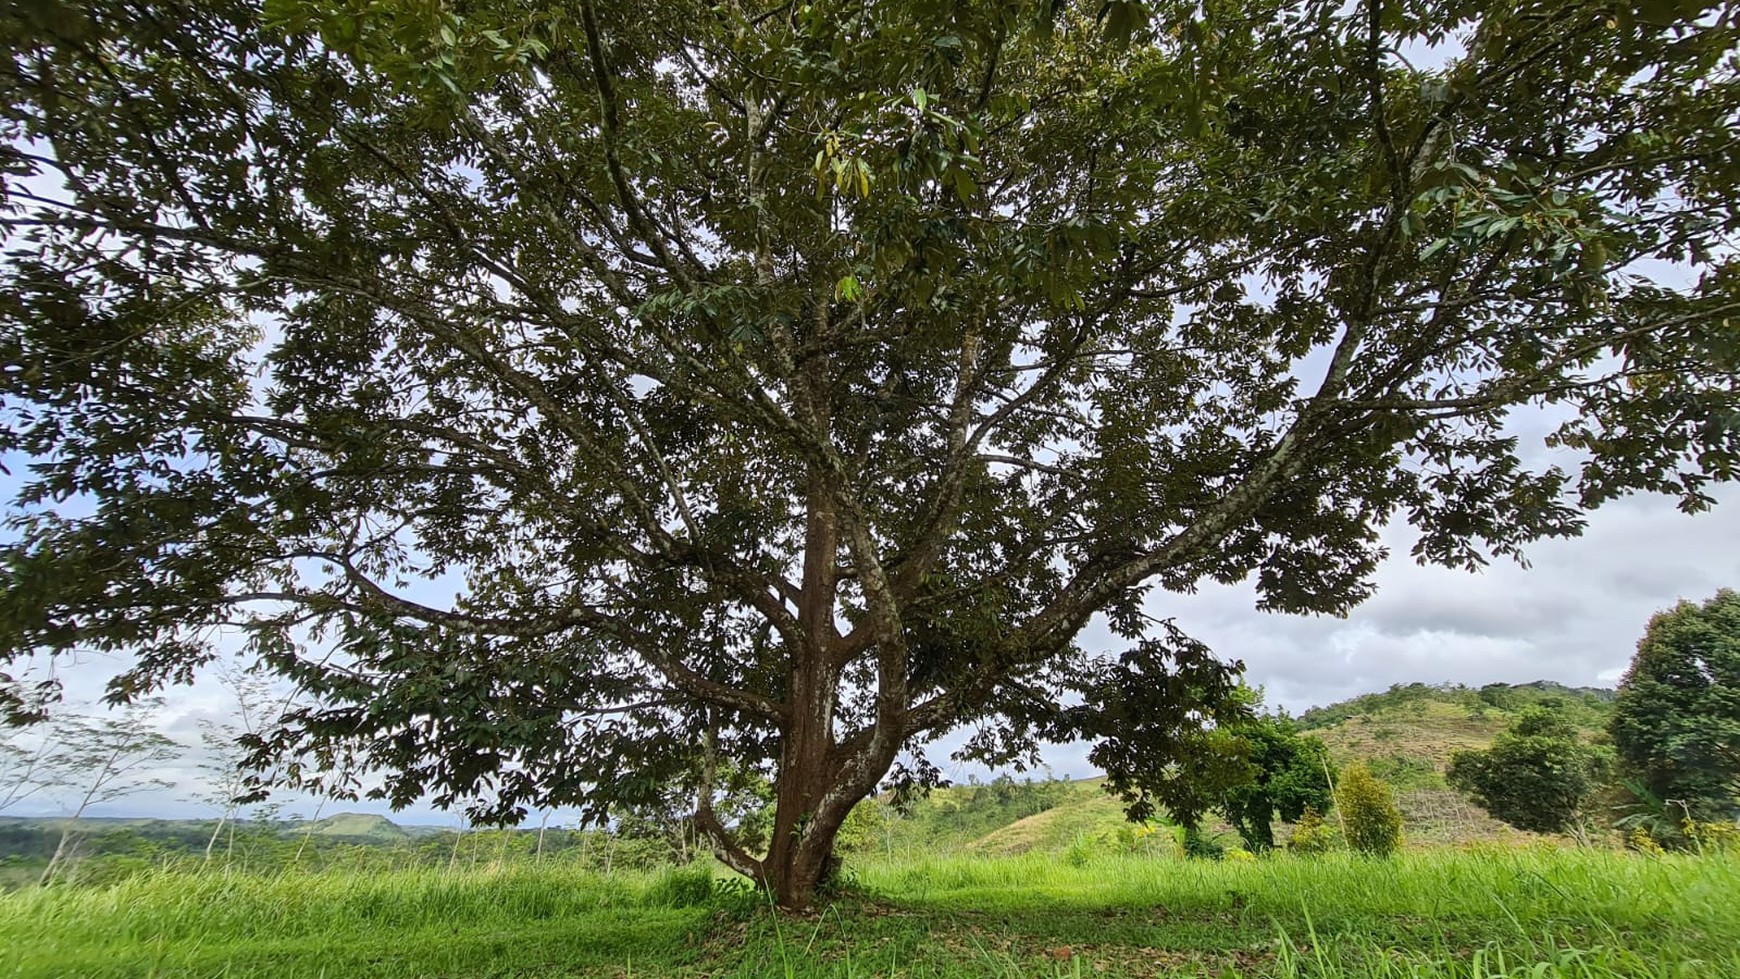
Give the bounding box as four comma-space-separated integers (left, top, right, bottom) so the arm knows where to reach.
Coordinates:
1293, 680, 1615, 846
1296, 680, 1613, 782
0, 811, 442, 866
304, 812, 414, 841
869, 680, 1617, 856
0, 816, 172, 832
877, 776, 1091, 856
1297, 680, 1614, 734
964, 789, 1135, 856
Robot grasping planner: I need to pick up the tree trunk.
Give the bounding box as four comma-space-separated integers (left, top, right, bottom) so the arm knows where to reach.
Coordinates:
753, 670, 902, 908
764, 775, 851, 910
772, 848, 840, 909
758, 470, 854, 909
763, 646, 846, 908
203, 808, 231, 862
39, 827, 74, 886
710, 467, 902, 910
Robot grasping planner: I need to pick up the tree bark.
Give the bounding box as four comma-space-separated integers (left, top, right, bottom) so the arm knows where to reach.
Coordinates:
765, 629, 838, 904
760, 471, 855, 909
765, 769, 861, 906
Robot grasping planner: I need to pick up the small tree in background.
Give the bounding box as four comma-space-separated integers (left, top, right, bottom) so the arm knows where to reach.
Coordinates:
0, 667, 62, 814
1610, 590, 1740, 825
1335, 762, 1403, 857
39, 700, 181, 885
1102, 687, 1333, 852
194, 665, 292, 862
1286, 806, 1337, 855
1448, 707, 1611, 836
1217, 715, 1335, 852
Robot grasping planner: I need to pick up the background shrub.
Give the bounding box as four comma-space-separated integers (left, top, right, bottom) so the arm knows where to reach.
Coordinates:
1287, 806, 1337, 855
1447, 706, 1611, 834
1335, 762, 1403, 856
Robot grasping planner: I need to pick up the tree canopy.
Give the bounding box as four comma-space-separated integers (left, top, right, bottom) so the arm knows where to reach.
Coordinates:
1610, 589, 1740, 822
3, 0, 1738, 906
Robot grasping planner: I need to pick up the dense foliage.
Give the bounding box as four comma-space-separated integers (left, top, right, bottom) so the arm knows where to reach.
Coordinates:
4, 0, 1739, 905
1447, 706, 1611, 834
1217, 718, 1334, 851
1135, 704, 1336, 852
1335, 762, 1404, 856
1610, 590, 1740, 823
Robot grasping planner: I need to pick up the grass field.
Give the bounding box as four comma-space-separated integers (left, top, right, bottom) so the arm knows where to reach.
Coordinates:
2, 847, 1735, 978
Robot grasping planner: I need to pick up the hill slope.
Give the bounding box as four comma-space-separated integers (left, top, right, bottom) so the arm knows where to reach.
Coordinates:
1298, 681, 1613, 788
1299, 681, 1614, 846
872, 680, 1616, 855
306, 813, 413, 841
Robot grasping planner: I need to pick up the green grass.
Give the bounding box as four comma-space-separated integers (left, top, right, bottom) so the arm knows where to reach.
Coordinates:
2, 849, 1736, 978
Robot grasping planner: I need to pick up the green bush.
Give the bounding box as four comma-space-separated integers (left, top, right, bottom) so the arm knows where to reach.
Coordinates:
1335, 762, 1403, 856
1447, 706, 1610, 834
1286, 806, 1337, 855
1176, 824, 1226, 861
835, 799, 889, 854
1063, 833, 1096, 868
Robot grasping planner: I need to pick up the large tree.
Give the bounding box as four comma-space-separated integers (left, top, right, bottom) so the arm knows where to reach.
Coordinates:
2, 0, 1738, 906
1610, 589, 1740, 822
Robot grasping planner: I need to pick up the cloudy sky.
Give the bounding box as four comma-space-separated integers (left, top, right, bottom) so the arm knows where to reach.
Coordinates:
8, 473, 1736, 826
1157, 488, 1740, 709
1012, 481, 1740, 786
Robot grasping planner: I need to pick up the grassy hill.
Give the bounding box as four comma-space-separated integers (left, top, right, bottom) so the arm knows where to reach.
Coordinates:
870, 680, 1617, 855
1296, 680, 1614, 746
304, 812, 414, 842
1291, 680, 1614, 845
873, 776, 1092, 856
964, 789, 1134, 855
1299, 681, 1615, 790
